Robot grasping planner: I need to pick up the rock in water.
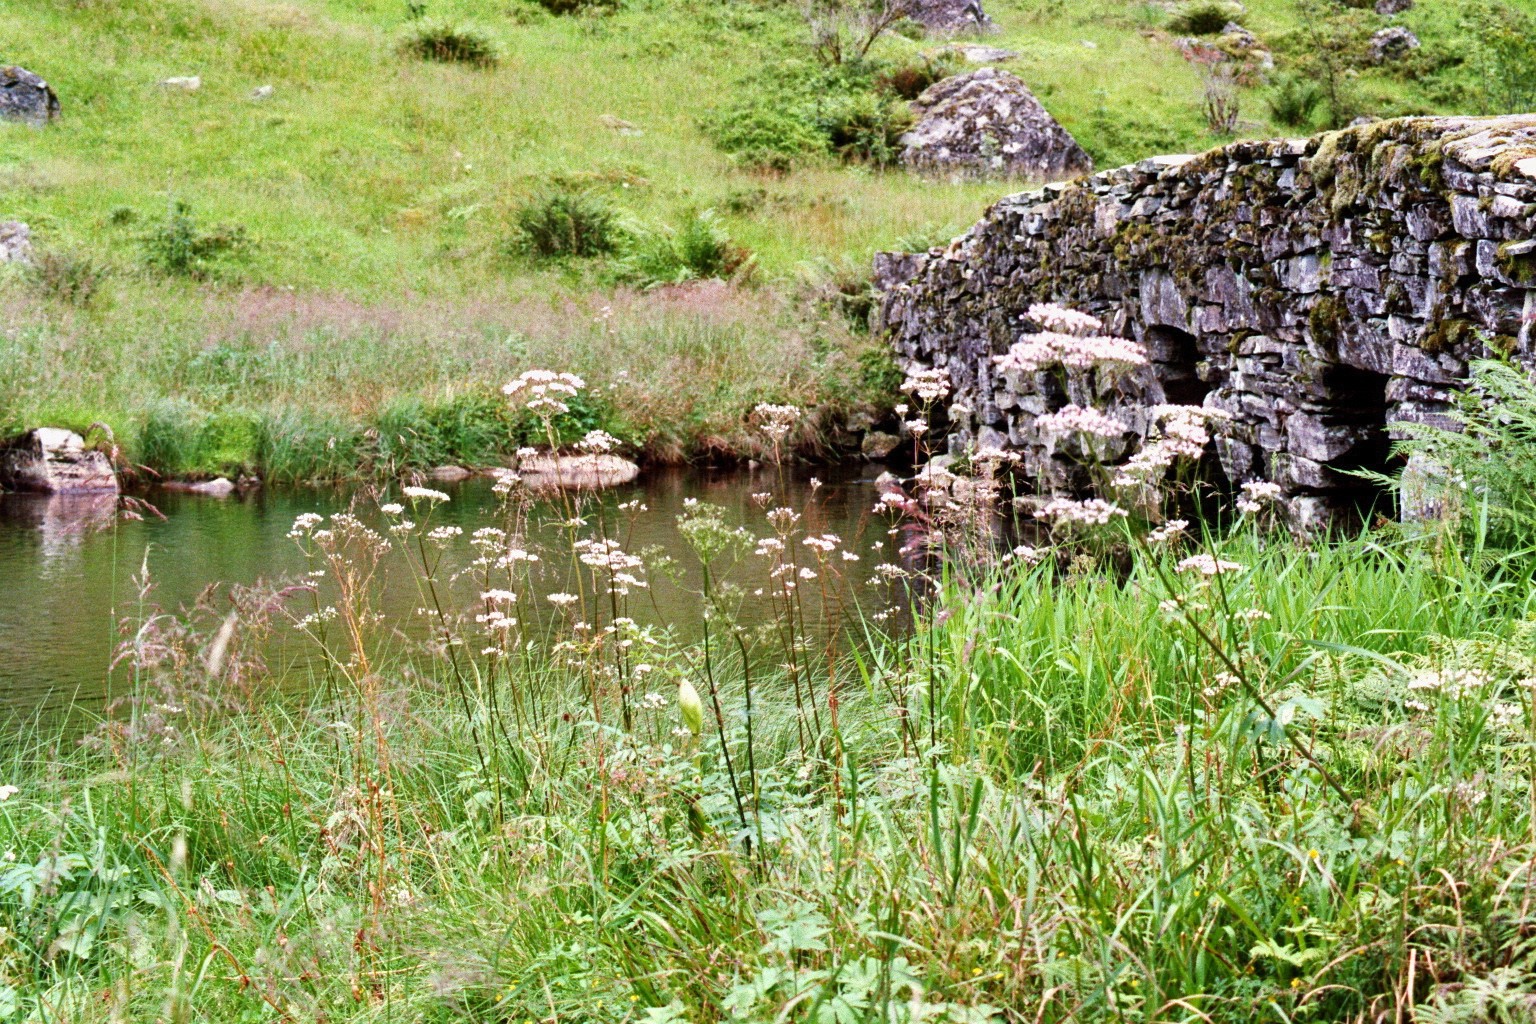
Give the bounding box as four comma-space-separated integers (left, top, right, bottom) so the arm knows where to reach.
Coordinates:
0, 429, 118, 494
0, 66, 60, 127
909, 0, 994, 33
517, 454, 640, 490
0, 222, 31, 264
901, 68, 1093, 181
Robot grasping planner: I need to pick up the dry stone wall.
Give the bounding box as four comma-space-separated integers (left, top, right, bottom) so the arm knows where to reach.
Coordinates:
875, 115, 1536, 525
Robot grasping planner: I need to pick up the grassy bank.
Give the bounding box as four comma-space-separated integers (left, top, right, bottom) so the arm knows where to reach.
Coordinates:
2, 0, 1529, 477
3, 471, 1535, 1020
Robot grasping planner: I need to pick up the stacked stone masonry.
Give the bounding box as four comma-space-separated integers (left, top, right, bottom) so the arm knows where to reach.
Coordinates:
875, 115, 1536, 525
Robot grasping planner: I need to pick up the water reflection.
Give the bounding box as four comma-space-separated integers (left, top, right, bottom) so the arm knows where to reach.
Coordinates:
0, 467, 904, 718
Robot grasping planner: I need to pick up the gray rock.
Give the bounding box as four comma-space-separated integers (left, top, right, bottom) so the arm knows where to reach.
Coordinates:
909, 0, 994, 34
1374, 0, 1412, 13
860, 431, 902, 460
946, 44, 1018, 63
0, 66, 60, 127
517, 454, 640, 490
0, 222, 31, 264
425, 465, 472, 482
901, 68, 1093, 181
1369, 27, 1419, 64
251, 85, 275, 100
0, 429, 118, 494
159, 76, 201, 91
163, 477, 236, 497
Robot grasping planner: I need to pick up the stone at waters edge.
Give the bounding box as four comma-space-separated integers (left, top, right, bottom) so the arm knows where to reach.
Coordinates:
162, 477, 237, 497
0, 66, 60, 127
0, 429, 118, 494
901, 68, 1094, 181
516, 455, 641, 490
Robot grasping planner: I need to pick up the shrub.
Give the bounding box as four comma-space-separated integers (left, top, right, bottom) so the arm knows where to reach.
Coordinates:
616, 210, 753, 288
1266, 73, 1325, 128
141, 202, 246, 279
1167, 1, 1241, 35
510, 191, 622, 260
815, 91, 913, 166
875, 54, 960, 100
397, 21, 499, 67
26, 251, 107, 307
700, 100, 828, 172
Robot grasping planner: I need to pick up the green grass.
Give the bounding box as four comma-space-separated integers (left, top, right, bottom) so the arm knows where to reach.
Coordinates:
0, 0, 1519, 477
3, 495, 1536, 1021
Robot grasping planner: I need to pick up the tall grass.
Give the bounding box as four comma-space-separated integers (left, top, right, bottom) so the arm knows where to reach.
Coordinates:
3, 449, 1535, 1021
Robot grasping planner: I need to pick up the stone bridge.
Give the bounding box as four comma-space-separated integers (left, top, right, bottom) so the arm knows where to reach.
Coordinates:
875, 115, 1536, 524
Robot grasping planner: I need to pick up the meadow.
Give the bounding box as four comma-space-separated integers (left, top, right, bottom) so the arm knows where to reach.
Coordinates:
1, 0, 1527, 477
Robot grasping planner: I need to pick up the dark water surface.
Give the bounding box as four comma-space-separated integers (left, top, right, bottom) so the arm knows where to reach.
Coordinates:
0, 467, 902, 718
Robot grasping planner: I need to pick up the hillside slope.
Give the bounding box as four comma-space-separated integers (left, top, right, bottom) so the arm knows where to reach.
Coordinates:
0, 0, 1523, 477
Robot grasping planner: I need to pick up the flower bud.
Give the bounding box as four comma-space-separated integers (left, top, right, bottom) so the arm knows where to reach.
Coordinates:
678, 679, 704, 737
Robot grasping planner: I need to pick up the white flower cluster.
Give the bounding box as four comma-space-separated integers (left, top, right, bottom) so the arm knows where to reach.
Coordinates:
1112, 405, 1229, 487
1237, 479, 1283, 514
573, 537, 647, 596
503, 370, 586, 417
402, 486, 451, 504
1035, 404, 1128, 439
1146, 519, 1189, 545
577, 429, 621, 454
995, 331, 1149, 374
900, 367, 951, 404
1034, 497, 1128, 526
753, 403, 803, 443
1026, 303, 1102, 336
1175, 554, 1246, 576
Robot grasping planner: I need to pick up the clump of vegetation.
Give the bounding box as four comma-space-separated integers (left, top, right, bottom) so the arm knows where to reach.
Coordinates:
875, 53, 961, 101
396, 20, 499, 67
615, 209, 753, 287
1166, 0, 1242, 35
533, 0, 621, 15
1474, 3, 1536, 114
509, 190, 622, 259
815, 91, 913, 166
700, 96, 830, 172
140, 202, 246, 279
1266, 72, 1325, 128
25, 250, 107, 307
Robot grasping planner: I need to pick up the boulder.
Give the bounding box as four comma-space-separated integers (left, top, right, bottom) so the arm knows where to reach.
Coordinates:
517, 454, 640, 490
0, 429, 118, 494
1369, 27, 1419, 64
159, 76, 202, 91
1374, 0, 1412, 13
901, 68, 1093, 181
425, 465, 472, 482
251, 85, 275, 100
0, 66, 60, 127
909, 0, 994, 34
0, 222, 31, 264
861, 431, 902, 460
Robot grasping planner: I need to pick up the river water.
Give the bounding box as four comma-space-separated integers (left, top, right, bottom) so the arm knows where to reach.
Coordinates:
0, 467, 906, 719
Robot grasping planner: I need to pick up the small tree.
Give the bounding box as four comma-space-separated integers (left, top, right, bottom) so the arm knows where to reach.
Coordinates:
803, 0, 917, 66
